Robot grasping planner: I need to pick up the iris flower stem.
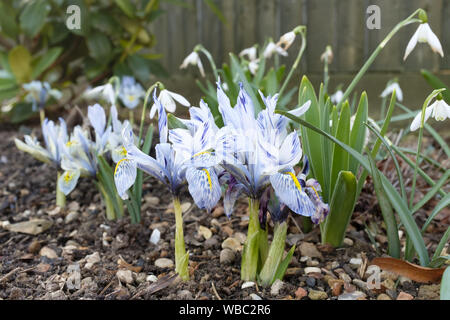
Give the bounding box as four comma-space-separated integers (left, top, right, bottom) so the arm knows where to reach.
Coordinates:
241, 197, 260, 281
279, 28, 307, 98
338, 10, 422, 108
259, 221, 288, 287
173, 196, 189, 281
56, 172, 66, 208
129, 110, 134, 127
39, 109, 45, 125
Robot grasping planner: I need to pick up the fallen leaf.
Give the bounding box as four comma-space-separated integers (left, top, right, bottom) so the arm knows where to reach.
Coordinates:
117, 256, 142, 273
370, 257, 445, 283
4, 219, 52, 235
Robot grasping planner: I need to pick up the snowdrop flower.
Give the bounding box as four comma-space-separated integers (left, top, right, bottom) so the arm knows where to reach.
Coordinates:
239, 46, 258, 61
149, 89, 190, 119
331, 90, 344, 104
248, 60, 259, 75
84, 83, 116, 106
15, 117, 68, 165
277, 31, 296, 50
263, 42, 288, 59
403, 23, 444, 60
381, 81, 403, 102
118, 76, 145, 109
180, 51, 205, 77
410, 96, 450, 131
23, 81, 62, 111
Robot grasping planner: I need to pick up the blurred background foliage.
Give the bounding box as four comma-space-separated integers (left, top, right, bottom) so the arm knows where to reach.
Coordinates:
0, 0, 224, 123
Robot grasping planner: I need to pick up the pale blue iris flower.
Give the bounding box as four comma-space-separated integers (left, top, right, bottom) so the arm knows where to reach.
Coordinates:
119, 76, 145, 109
15, 117, 68, 165
114, 91, 186, 200
58, 104, 112, 195
169, 99, 222, 211
108, 104, 131, 163
214, 81, 324, 221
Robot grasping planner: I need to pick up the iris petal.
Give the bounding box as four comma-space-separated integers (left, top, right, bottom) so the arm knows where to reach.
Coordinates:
58, 169, 80, 195
186, 167, 221, 212
114, 158, 137, 200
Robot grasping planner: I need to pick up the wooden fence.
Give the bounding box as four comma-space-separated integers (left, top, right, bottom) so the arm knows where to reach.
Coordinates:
152, 0, 449, 75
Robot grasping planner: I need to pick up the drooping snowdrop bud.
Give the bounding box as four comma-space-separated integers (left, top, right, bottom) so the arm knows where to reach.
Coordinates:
180, 51, 205, 77
277, 31, 296, 50
331, 90, 344, 104
403, 23, 444, 60
149, 89, 190, 119
248, 60, 259, 75
320, 45, 334, 64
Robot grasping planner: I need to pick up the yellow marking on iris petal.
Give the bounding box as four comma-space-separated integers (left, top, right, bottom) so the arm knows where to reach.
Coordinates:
202, 168, 212, 191
66, 141, 74, 147
115, 158, 129, 176
193, 150, 211, 158
128, 95, 136, 102
64, 172, 74, 183
310, 186, 320, 199
119, 147, 127, 156
284, 171, 302, 191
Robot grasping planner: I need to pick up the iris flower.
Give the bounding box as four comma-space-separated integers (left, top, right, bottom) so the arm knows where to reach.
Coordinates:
119, 76, 145, 109
404, 23, 444, 60
15, 117, 67, 165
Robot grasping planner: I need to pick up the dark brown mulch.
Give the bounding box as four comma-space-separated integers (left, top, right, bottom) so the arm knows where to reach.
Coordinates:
0, 125, 448, 300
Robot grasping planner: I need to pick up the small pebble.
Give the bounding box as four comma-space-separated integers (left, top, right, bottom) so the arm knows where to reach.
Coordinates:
377, 293, 391, 300
220, 248, 235, 265
177, 289, 193, 300
270, 279, 284, 296
343, 238, 354, 246
241, 281, 255, 289
306, 277, 316, 287
39, 246, 58, 259
155, 258, 174, 269
198, 225, 212, 240
295, 287, 308, 299
304, 267, 321, 275
28, 240, 41, 254
64, 211, 79, 223
299, 242, 323, 259
397, 292, 414, 300
146, 275, 158, 282
116, 270, 134, 284
250, 293, 262, 300
308, 289, 328, 300
338, 291, 366, 300
149, 229, 161, 245
221, 237, 242, 252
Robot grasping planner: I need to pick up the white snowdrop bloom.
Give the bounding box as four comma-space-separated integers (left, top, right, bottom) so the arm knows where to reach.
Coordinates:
248, 60, 259, 75
381, 82, 403, 102
403, 23, 444, 60
149, 89, 190, 119
263, 42, 288, 59
239, 46, 258, 61
84, 83, 116, 106
331, 90, 344, 104
410, 98, 450, 131
180, 51, 205, 77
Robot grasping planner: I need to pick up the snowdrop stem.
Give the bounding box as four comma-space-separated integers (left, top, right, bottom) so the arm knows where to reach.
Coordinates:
195, 44, 219, 80
409, 88, 446, 208
323, 58, 330, 95
139, 82, 163, 143
173, 196, 190, 281
339, 10, 423, 108
241, 197, 261, 281
56, 172, 66, 208
128, 110, 134, 127
279, 27, 306, 98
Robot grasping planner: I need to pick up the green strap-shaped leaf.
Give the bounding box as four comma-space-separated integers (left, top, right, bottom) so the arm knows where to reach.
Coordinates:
441, 267, 450, 300
322, 171, 357, 247
329, 102, 350, 201
421, 69, 450, 104
349, 92, 368, 173
277, 110, 430, 266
